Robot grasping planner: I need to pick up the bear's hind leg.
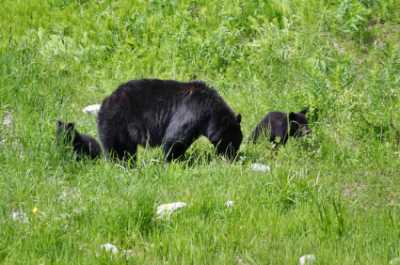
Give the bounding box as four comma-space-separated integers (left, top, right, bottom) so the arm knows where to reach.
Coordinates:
102, 137, 137, 164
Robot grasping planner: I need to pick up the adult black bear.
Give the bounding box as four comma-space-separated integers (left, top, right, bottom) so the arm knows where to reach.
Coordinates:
250, 108, 311, 145
56, 120, 102, 159
97, 79, 242, 162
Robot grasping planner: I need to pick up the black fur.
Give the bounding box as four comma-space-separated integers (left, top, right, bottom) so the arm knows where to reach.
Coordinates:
56, 120, 102, 159
97, 79, 243, 162
251, 108, 311, 145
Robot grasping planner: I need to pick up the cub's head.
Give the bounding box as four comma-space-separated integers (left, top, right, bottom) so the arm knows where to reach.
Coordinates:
56, 120, 76, 144
288, 108, 311, 137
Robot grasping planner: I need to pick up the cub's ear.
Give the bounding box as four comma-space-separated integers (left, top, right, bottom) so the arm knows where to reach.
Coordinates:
56, 120, 63, 127
300, 107, 309, 114
289, 112, 296, 120
66, 122, 75, 130
236, 114, 242, 124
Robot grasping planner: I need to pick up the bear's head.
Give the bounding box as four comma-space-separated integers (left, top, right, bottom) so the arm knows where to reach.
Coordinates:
288, 108, 311, 137
215, 114, 243, 159
56, 120, 77, 144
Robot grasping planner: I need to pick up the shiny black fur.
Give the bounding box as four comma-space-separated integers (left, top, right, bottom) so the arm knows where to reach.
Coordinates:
251, 108, 311, 145
97, 79, 242, 162
56, 120, 102, 159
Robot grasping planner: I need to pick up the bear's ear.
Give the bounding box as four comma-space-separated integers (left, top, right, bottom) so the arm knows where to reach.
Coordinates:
300, 107, 309, 114
289, 112, 296, 120
236, 114, 242, 124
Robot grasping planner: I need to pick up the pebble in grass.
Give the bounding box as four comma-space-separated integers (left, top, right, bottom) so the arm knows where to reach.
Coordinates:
10, 210, 29, 224
156, 202, 187, 219
250, 163, 270, 173
58, 187, 81, 202
121, 249, 135, 258
82, 104, 101, 116
99, 243, 134, 258
3, 112, 13, 128
299, 254, 316, 265
100, 243, 119, 255
225, 200, 234, 208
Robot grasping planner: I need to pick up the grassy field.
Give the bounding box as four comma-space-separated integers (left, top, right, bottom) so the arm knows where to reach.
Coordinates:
1, 0, 400, 264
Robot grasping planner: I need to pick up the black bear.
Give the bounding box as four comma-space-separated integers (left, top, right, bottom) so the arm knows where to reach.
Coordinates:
250, 108, 311, 145
97, 79, 243, 162
56, 120, 102, 159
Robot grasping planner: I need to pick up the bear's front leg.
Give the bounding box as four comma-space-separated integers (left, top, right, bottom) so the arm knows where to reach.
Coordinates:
162, 110, 201, 162
163, 141, 190, 162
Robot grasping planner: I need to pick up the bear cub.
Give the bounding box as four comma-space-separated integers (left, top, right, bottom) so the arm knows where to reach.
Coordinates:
251, 108, 311, 145
56, 120, 102, 159
97, 79, 243, 162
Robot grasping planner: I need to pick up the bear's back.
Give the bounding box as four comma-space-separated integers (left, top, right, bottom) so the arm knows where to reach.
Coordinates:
100, 79, 223, 118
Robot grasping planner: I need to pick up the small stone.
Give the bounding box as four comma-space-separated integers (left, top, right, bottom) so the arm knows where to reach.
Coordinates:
390, 257, 400, 265
225, 200, 234, 208
156, 202, 187, 219
82, 104, 101, 116
236, 256, 248, 265
299, 254, 316, 265
10, 210, 29, 224
250, 163, 270, 173
100, 243, 119, 255
58, 187, 81, 202
122, 249, 135, 258
3, 112, 13, 128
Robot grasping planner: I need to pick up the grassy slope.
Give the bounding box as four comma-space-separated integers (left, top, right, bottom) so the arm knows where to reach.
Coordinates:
1, 0, 400, 264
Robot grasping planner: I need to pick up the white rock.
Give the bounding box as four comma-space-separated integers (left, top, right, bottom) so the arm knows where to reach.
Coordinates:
250, 163, 270, 173
10, 210, 29, 224
82, 104, 101, 116
3, 112, 13, 128
156, 202, 187, 218
100, 243, 119, 255
299, 254, 316, 265
390, 257, 400, 265
225, 200, 234, 208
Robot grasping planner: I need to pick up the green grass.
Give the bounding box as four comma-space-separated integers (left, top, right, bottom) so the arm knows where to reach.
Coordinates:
1, 0, 400, 264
